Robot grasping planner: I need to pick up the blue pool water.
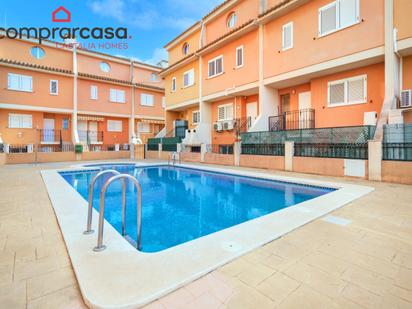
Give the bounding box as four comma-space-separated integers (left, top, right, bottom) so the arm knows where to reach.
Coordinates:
60, 165, 334, 253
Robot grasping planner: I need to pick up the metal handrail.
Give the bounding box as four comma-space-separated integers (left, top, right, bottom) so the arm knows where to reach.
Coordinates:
94, 174, 142, 252
84, 169, 121, 235
168, 152, 181, 166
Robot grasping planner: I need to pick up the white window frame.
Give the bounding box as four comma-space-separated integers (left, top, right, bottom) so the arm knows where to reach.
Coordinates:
208, 55, 224, 78
90, 85, 98, 100
327, 74, 367, 107
109, 89, 126, 103
162, 97, 166, 109
151, 73, 158, 82
318, 0, 360, 37
7, 73, 33, 92
8, 113, 32, 129
107, 120, 123, 132
235, 46, 244, 68
217, 103, 234, 121
171, 77, 177, 92
49, 80, 58, 95
192, 110, 200, 125
140, 93, 154, 106
282, 22, 294, 51
183, 69, 195, 88
137, 122, 151, 133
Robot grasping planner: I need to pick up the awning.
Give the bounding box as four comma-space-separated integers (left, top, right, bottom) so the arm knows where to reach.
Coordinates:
78, 115, 105, 122
139, 119, 165, 124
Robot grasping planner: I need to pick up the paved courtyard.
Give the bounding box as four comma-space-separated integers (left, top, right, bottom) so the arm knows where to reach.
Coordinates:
0, 161, 411, 309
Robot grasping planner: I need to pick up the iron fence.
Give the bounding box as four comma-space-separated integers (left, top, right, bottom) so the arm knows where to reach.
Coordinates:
241, 125, 375, 144
78, 130, 104, 144
162, 144, 177, 152
147, 144, 159, 151
89, 144, 130, 152
39, 129, 62, 144
241, 143, 284, 156
207, 144, 234, 155
294, 143, 368, 159
269, 109, 315, 132
383, 124, 412, 143
383, 143, 412, 161
37, 144, 74, 153
6, 144, 33, 153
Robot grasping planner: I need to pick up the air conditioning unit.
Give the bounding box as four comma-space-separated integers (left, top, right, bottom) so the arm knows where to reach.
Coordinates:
213, 122, 223, 131
225, 120, 235, 130
400, 90, 412, 108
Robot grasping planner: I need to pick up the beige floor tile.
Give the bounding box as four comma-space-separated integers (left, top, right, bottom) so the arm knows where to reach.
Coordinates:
341, 282, 383, 309
393, 251, 412, 270
256, 272, 300, 303
301, 251, 350, 278
0, 280, 26, 309
159, 287, 194, 309
14, 255, 60, 281
394, 267, 412, 291
276, 285, 337, 309
218, 257, 254, 277
181, 292, 223, 309
26, 285, 87, 309
237, 262, 277, 287
224, 281, 274, 309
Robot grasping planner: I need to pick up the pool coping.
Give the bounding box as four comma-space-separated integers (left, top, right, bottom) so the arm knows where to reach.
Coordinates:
41, 162, 374, 309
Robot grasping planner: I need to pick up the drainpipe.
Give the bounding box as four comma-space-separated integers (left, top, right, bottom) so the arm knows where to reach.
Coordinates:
72, 41, 80, 144
130, 60, 136, 159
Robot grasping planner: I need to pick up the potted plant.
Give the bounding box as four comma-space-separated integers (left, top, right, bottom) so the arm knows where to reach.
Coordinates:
75, 144, 83, 154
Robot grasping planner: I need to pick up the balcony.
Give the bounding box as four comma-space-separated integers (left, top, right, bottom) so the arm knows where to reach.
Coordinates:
40, 130, 62, 145
268, 109, 315, 132
78, 131, 104, 145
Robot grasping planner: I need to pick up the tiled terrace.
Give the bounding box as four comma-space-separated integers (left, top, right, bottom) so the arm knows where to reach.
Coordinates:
0, 160, 411, 309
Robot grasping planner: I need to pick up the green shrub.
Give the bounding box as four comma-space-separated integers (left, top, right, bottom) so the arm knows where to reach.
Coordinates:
75, 144, 83, 154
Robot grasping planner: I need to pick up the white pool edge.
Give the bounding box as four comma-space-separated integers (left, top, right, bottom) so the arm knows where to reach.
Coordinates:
41, 162, 374, 309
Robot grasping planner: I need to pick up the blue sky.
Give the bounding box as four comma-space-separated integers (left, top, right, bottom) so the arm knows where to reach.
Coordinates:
1, 0, 222, 65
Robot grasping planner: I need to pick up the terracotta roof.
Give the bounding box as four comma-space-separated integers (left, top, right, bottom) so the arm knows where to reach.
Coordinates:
78, 72, 133, 85
160, 53, 196, 75
197, 19, 256, 53
134, 83, 165, 92
258, 0, 294, 18
203, 0, 233, 20
163, 22, 201, 49
0, 58, 73, 74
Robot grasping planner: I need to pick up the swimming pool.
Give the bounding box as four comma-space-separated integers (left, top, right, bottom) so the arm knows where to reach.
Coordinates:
61, 164, 334, 253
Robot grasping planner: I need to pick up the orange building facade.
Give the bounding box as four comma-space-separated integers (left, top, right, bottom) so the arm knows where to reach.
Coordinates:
160, 0, 412, 149
0, 36, 165, 154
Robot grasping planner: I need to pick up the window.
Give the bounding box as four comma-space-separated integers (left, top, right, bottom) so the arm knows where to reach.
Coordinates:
236, 46, 244, 68
62, 118, 69, 130
319, 0, 360, 36
90, 85, 98, 100
162, 97, 166, 109
138, 122, 151, 133
30, 46, 45, 59
171, 77, 177, 92
151, 73, 158, 82
328, 75, 367, 106
50, 80, 58, 95
107, 120, 122, 132
7, 73, 32, 92
100, 62, 111, 72
192, 111, 200, 124
8, 114, 32, 129
141, 93, 154, 106
109, 89, 126, 103
227, 12, 237, 28
217, 104, 234, 121
183, 69, 195, 88
182, 43, 190, 55
208, 56, 224, 78
282, 22, 294, 50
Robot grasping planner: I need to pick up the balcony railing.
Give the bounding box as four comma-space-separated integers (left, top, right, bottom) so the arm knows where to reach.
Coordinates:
207, 144, 234, 154
79, 131, 104, 145
269, 109, 315, 132
39, 129, 62, 144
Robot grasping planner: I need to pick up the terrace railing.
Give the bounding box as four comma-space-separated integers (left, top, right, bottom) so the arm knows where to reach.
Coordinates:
294, 143, 368, 159
383, 143, 412, 161
39, 129, 62, 144
207, 144, 234, 155
382, 124, 412, 161
269, 109, 315, 132
241, 143, 284, 156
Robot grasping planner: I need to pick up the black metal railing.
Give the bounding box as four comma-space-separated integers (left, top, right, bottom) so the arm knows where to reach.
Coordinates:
78, 131, 104, 145
89, 144, 128, 152
147, 144, 159, 151
294, 143, 368, 159
7, 144, 32, 153
383, 143, 412, 161
39, 129, 62, 144
207, 144, 234, 154
241, 143, 284, 156
38, 144, 74, 153
269, 109, 315, 132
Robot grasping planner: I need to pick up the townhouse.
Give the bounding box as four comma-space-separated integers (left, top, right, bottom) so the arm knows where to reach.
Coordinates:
0, 35, 165, 156
160, 0, 412, 151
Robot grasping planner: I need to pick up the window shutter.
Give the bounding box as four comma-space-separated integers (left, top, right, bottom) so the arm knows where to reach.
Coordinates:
8, 74, 19, 90
107, 120, 122, 132
172, 78, 176, 91
162, 97, 166, 108
236, 47, 243, 67
117, 90, 125, 103
319, 3, 337, 35
282, 23, 293, 50
147, 95, 154, 106
8, 114, 19, 128
339, 0, 359, 28
329, 82, 345, 105
50, 80, 58, 94
189, 70, 194, 86
21, 76, 32, 92
216, 58, 223, 74
183, 72, 189, 87
209, 61, 215, 77
109, 89, 116, 102
347, 76, 366, 103
218, 106, 225, 121
22, 115, 32, 128
91, 86, 98, 100
226, 105, 233, 120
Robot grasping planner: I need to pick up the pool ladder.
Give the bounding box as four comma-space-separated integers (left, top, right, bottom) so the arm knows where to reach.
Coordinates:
84, 170, 142, 252
168, 152, 181, 166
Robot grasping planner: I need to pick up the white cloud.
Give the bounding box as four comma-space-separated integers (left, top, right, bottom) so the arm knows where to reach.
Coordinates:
116, 47, 167, 66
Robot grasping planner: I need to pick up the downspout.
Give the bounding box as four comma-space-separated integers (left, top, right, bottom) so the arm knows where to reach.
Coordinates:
72, 42, 80, 144
130, 60, 136, 159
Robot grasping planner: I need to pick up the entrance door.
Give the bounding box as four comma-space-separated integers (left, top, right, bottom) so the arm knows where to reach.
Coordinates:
78, 120, 88, 142
89, 121, 98, 143
280, 94, 291, 130
298, 91, 312, 129
246, 102, 258, 130
43, 119, 55, 143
